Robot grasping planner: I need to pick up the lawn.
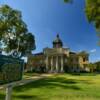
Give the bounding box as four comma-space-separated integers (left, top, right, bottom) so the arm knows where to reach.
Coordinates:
0, 73, 100, 100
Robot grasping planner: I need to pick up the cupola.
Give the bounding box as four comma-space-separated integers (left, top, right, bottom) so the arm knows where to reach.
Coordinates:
53, 34, 63, 48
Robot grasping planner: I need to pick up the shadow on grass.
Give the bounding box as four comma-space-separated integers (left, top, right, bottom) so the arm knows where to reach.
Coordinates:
0, 94, 5, 100
14, 77, 81, 92
68, 72, 99, 76
14, 95, 42, 100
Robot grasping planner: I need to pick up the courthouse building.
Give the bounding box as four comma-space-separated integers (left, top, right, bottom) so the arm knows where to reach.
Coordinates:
27, 34, 89, 73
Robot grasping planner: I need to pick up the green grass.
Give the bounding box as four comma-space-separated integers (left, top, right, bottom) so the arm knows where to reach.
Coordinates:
0, 73, 100, 100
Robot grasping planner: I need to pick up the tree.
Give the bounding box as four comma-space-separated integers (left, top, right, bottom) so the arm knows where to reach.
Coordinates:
0, 5, 35, 56
64, 0, 100, 30
94, 61, 100, 72
87, 63, 96, 72
64, 0, 100, 43
64, 0, 73, 3
85, 0, 100, 31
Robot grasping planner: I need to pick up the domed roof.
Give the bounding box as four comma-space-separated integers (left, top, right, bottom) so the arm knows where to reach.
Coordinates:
53, 34, 63, 48
53, 34, 62, 43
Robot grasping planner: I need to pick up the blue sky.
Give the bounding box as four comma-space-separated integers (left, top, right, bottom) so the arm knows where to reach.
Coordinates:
1, 0, 100, 62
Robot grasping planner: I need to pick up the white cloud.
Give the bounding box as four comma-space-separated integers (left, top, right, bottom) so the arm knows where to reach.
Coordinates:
90, 49, 96, 53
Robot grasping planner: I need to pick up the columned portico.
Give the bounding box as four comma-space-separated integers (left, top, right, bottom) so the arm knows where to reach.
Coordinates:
46, 55, 65, 73
61, 55, 64, 72
46, 56, 49, 72
50, 56, 53, 72
56, 56, 59, 72
44, 34, 66, 73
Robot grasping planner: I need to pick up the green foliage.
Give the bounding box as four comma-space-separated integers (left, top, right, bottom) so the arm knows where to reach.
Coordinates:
0, 5, 35, 55
85, 0, 100, 31
64, 0, 73, 3
87, 63, 96, 72
94, 61, 100, 72
88, 62, 100, 72
64, 0, 71, 2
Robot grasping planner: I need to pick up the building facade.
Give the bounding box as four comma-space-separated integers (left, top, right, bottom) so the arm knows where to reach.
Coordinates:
27, 34, 89, 73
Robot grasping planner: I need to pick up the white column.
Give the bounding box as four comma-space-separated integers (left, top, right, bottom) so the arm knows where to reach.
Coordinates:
51, 56, 53, 72
46, 56, 49, 72
61, 55, 64, 72
56, 56, 58, 72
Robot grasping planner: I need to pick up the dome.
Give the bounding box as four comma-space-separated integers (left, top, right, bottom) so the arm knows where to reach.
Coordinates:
53, 34, 63, 48
53, 34, 62, 43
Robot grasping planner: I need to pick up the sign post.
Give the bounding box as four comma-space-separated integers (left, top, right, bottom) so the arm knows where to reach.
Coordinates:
5, 85, 12, 100
0, 55, 24, 100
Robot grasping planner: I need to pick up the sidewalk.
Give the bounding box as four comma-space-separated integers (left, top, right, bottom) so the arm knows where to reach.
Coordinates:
0, 74, 53, 90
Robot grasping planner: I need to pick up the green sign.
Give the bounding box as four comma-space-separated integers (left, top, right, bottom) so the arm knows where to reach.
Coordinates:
0, 55, 24, 85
